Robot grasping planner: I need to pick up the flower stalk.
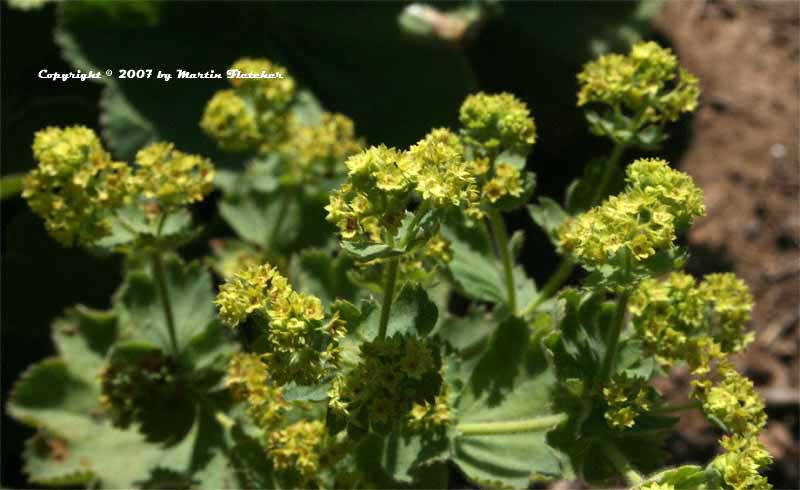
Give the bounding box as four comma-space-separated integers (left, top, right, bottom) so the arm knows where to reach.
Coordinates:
605, 443, 644, 486
378, 233, 400, 340
488, 209, 517, 314
151, 251, 180, 356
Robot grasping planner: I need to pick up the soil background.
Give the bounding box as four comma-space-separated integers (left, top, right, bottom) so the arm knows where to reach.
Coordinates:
1, 1, 798, 489
654, 1, 799, 488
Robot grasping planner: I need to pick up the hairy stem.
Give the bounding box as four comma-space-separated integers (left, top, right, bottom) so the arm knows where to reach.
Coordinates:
596, 291, 631, 392
527, 140, 628, 312
589, 140, 627, 206
378, 233, 399, 340
457, 413, 567, 436
605, 443, 644, 487
151, 252, 179, 355
525, 257, 575, 314
488, 209, 517, 314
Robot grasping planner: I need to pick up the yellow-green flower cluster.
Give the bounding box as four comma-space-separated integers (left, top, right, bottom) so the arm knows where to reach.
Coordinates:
626, 158, 706, 226
630, 272, 754, 368
711, 433, 772, 490
132, 142, 215, 213
404, 129, 481, 212
279, 112, 364, 184
267, 420, 325, 484
557, 158, 704, 268
200, 91, 261, 151
22, 126, 131, 245
24, 127, 216, 246
695, 362, 772, 490
225, 353, 287, 431
698, 364, 766, 436
326, 129, 483, 245
481, 162, 525, 204
639, 483, 675, 490
407, 382, 450, 432
631, 272, 770, 488
698, 273, 755, 353
577, 41, 700, 123
215, 263, 345, 386
459, 92, 537, 156
328, 334, 439, 429
325, 145, 408, 242
603, 373, 654, 430
201, 58, 296, 152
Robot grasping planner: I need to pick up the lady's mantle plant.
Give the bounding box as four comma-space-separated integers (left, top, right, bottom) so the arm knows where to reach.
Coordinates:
9, 42, 772, 490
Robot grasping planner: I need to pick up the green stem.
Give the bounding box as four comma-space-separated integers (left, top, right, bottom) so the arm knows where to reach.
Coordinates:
457, 413, 567, 436
377, 234, 399, 341
652, 400, 702, 414
151, 252, 180, 356
267, 192, 292, 252
525, 257, 575, 314
401, 201, 430, 248
488, 209, 516, 314
596, 291, 631, 393
605, 443, 644, 487
0, 173, 26, 200
526, 141, 630, 313
156, 211, 168, 236
589, 140, 627, 206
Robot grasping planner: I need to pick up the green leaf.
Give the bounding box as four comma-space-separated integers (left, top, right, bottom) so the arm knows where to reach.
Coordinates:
8, 358, 99, 429
616, 338, 658, 380
96, 206, 194, 250
0, 172, 26, 199
513, 265, 538, 314
546, 289, 613, 389
118, 255, 216, 354
206, 238, 264, 279
219, 189, 300, 251
8, 356, 197, 488
564, 157, 610, 214
528, 197, 569, 245
340, 241, 403, 261
399, 207, 442, 252
509, 230, 525, 260
638, 464, 721, 490
451, 319, 569, 487
356, 430, 448, 484
282, 380, 332, 402
180, 321, 237, 375
360, 286, 438, 341
51, 306, 117, 385
446, 235, 505, 304
99, 82, 158, 160
491, 170, 537, 212
434, 311, 498, 355
291, 248, 357, 304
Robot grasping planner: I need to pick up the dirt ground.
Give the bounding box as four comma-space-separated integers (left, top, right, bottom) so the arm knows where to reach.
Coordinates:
653, 1, 799, 487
